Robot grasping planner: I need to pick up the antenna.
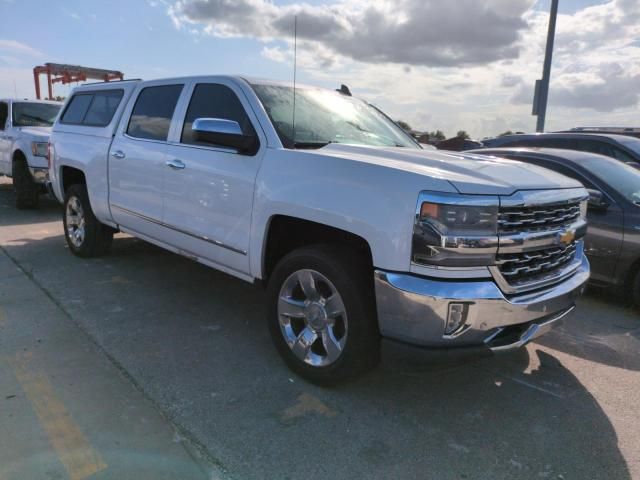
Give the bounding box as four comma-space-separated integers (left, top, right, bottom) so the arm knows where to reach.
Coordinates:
13, 79, 17, 97
292, 15, 297, 145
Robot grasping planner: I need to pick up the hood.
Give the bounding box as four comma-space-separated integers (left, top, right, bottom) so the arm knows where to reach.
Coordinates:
309, 144, 582, 195
17, 126, 52, 141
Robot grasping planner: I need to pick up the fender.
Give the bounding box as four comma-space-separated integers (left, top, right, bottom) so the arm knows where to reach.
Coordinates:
249, 148, 459, 279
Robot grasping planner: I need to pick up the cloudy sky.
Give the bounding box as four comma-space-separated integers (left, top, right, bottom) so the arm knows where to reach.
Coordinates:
1, 0, 638, 138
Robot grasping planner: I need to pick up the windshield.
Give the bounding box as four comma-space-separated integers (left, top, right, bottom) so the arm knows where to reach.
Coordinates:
616, 135, 640, 156
251, 84, 419, 149
12, 102, 61, 127
583, 156, 640, 204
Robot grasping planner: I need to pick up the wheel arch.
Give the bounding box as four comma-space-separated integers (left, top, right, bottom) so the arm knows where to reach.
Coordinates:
261, 215, 374, 282
60, 165, 87, 194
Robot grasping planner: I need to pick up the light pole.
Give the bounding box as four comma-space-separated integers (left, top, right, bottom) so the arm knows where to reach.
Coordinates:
532, 0, 559, 132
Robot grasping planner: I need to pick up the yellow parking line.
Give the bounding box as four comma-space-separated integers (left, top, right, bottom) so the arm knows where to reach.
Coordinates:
9, 352, 107, 480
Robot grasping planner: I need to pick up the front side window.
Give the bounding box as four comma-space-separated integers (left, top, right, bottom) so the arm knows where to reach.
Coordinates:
582, 156, 640, 204
12, 102, 61, 127
615, 136, 640, 158
127, 85, 183, 141
251, 83, 419, 149
575, 140, 615, 158
0, 102, 7, 130
525, 158, 595, 189
181, 83, 255, 145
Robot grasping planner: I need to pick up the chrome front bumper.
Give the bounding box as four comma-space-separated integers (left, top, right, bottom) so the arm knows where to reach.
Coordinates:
373, 254, 589, 352
28, 167, 48, 184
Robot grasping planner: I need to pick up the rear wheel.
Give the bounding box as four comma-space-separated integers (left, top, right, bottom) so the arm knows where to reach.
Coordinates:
267, 244, 379, 384
12, 157, 39, 209
63, 184, 113, 257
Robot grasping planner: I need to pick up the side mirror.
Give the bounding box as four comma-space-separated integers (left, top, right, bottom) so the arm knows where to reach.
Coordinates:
192, 118, 257, 154
587, 189, 608, 212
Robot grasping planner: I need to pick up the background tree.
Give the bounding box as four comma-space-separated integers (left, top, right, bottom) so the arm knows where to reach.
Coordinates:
498, 130, 514, 136
428, 130, 446, 140
396, 120, 412, 132
456, 130, 470, 139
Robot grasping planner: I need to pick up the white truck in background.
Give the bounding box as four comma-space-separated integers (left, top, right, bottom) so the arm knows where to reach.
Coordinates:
48, 76, 590, 384
0, 99, 62, 208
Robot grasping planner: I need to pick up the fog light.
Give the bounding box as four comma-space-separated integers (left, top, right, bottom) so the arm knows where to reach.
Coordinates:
445, 302, 469, 335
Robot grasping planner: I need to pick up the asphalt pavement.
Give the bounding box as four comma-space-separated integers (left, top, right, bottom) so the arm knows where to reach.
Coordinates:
1, 176, 639, 479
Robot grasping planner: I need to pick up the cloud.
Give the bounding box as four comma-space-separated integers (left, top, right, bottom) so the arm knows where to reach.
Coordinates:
168, 0, 535, 67
501, 74, 522, 88
165, 0, 640, 137
550, 64, 640, 112
0, 39, 43, 57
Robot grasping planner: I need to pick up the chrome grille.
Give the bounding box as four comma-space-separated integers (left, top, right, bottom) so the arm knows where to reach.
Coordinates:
496, 242, 577, 283
498, 202, 581, 234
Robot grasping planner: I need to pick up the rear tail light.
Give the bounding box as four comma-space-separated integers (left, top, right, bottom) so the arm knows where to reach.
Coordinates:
47, 142, 52, 169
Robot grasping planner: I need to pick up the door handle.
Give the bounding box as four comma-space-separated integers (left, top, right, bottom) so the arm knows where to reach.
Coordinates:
166, 159, 185, 170
111, 150, 126, 159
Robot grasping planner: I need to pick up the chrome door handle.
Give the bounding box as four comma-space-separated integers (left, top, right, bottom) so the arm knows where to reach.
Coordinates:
166, 159, 185, 170
111, 150, 126, 159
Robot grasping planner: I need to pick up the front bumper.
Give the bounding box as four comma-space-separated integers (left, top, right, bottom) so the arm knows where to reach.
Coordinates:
28, 167, 48, 184
373, 254, 589, 352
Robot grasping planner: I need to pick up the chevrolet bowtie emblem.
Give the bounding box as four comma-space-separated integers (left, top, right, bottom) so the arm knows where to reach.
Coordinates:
559, 229, 576, 245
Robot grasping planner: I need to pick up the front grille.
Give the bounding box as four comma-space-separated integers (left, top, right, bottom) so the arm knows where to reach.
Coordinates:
498, 202, 581, 234
496, 242, 577, 284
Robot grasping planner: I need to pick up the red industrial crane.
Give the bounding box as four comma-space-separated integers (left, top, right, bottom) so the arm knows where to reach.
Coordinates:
33, 63, 124, 99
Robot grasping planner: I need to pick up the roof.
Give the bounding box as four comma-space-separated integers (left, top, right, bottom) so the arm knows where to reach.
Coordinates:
484, 132, 635, 144
466, 146, 619, 165
0, 98, 62, 105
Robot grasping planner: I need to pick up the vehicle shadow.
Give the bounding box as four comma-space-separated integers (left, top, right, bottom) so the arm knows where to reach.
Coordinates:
534, 289, 640, 371
0, 232, 632, 480
0, 180, 61, 227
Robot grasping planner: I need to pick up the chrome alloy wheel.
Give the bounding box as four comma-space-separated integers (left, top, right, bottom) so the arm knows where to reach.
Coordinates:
277, 269, 348, 367
65, 196, 86, 248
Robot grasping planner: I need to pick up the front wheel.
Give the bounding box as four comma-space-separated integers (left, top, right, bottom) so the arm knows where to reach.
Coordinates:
266, 245, 379, 384
13, 158, 39, 209
63, 184, 113, 257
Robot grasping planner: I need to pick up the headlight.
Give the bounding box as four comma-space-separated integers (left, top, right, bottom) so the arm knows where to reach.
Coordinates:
31, 141, 48, 157
412, 192, 499, 267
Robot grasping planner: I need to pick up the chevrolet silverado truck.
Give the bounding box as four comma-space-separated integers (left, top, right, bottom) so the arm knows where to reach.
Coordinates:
0, 98, 62, 208
49, 76, 590, 383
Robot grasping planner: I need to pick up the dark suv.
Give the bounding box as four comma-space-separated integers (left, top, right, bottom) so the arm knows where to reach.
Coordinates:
467, 147, 640, 305
481, 133, 640, 168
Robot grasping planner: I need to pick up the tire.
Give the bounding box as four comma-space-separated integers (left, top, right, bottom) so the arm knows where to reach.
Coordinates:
630, 270, 640, 309
266, 244, 380, 384
12, 157, 39, 209
63, 184, 114, 257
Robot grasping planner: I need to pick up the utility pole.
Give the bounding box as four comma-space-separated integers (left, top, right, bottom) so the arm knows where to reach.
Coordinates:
532, 0, 559, 132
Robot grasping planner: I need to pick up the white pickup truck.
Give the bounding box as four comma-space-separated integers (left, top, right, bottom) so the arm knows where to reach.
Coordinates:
49, 76, 589, 383
0, 98, 62, 208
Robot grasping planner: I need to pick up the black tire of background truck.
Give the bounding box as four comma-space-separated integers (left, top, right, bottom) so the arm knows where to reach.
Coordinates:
630, 270, 640, 310
63, 184, 114, 258
266, 244, 380, 385
12, 156, 39, 209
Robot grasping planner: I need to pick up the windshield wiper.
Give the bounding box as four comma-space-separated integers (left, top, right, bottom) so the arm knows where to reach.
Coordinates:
293, 141, 333, 149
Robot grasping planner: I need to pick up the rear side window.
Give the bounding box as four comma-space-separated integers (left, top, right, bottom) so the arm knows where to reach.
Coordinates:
83, 90, 124, 126
181, 83, 255, 145
127, 85, 183, 141
61, 90, 124, 126
61, 94, 93, 124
